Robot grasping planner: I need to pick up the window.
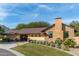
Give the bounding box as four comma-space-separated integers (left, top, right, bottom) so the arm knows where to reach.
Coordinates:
31, 34, 33, 37
39, 34, 41, 37
48, 31, 53, 38
64, 31, 69, 38
35, 34, 37, 37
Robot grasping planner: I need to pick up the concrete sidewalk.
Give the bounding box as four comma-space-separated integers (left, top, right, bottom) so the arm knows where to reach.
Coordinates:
70, 48, 79, 56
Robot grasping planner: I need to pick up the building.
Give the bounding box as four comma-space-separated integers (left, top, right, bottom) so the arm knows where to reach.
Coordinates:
5, 17, 75, 42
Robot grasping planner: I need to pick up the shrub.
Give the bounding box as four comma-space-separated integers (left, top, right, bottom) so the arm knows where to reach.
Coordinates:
2, 37, 13, 42
55, 38, 62, 48
50, 41, 55, 47
43, 41, 48, 45
29, 40, 32, 43
29, 40, 31, 43
47, 42, 50, 46
76, 31, 79, 36
39, 41, 42, 44
30, 40, 33, 43
37, 41, 40, 44
63, 38, 76, 48
33, 40, 36, 44
61, 43, 70, 51
41, 41, 44, 45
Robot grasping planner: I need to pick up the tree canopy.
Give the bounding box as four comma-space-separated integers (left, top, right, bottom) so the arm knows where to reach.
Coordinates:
16, 21, 50, 30
0, 27, 5, 34
69, 20, 79, 36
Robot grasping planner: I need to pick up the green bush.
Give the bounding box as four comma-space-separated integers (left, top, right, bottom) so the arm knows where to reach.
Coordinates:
43, 41, 48, 45
55, 38, 62, 48
33, 40, 36, 44
39, 41, 42, 44
37, 41, 40, 44
64, 38, 76, 47
76, 31, 79, 36
30, 40, 33, 43
47, 42, 50, 46
2, 37, 13, 42
41, 41, 44, 45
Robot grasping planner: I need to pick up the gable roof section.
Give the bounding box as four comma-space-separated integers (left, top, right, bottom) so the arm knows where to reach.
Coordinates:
5, 29, 19, 34
42, 23, 74, 32
5, 24, 74, 34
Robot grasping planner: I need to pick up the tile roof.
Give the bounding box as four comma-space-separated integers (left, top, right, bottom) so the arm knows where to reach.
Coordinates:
6, 27, 46, 34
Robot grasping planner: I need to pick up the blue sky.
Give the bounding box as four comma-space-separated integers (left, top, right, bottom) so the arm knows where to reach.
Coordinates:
0, 3, 79, 28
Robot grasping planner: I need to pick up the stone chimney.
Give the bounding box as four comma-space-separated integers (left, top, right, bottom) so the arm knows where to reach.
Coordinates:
53, 17, 64, 41
55, 17, 62, 30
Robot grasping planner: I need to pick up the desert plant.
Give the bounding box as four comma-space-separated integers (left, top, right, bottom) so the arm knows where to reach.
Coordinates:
55, 38, 62, 48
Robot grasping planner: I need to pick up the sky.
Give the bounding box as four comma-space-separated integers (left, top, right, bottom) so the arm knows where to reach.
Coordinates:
0, 3, 79, 28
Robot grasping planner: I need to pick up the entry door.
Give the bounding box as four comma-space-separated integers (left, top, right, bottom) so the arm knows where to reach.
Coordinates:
20, 35, 28, 41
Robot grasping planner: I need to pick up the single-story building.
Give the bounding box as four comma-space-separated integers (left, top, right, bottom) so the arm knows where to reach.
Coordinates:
5, 17, 75, 42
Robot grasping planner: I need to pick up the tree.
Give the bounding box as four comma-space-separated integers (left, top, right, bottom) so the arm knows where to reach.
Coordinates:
69, 20, 79, 36
0, 27, 5, 34
16, 21, 50, 29
16, 23, 27, 30
69, 20, 79, 31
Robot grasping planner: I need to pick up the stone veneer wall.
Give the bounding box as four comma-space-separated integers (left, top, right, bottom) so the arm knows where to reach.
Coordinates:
53, 18, 64, 41
65, 26, 74, 38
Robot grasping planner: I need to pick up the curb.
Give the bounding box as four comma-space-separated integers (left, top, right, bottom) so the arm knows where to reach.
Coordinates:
35, 44, 77, 56
52, 47, 76, 56
6, 49, 25, 56
0, 48, 24, 56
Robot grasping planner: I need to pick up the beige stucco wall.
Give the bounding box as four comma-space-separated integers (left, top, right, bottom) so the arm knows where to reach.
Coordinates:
28, 37, 46, 41
6, 34, 20, 40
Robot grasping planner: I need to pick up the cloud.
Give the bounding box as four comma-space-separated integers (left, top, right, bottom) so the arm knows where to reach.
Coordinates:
33, 4, 53, 12
33, 13, 39, 18
38, 4, 52, 10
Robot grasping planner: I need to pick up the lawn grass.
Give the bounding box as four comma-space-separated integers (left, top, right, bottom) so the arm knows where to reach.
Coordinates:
12, 43, 72, 56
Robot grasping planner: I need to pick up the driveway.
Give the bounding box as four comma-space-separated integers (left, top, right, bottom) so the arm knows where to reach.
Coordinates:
0, 42, 27, 56
70, 48, 79, 56
0, 48, 16, 56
